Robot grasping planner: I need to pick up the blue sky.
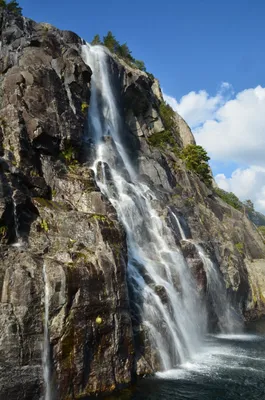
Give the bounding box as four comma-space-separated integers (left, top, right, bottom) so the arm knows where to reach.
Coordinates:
20, 0, 265, 98
19, 0, 265, 211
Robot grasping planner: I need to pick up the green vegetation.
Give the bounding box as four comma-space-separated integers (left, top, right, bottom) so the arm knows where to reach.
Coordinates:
0, 225, 7, 237
243, 199, 254, 212
214, 187, 242, 210
40, 219, 49, 232
159, 100, 176, 132
258, 226, 265, 238
180, 144, 212, 186
0, 0, 22, 15
81, 102, 89, 114
235, 242, 244, 254
60, 141, 78, 169
148, 129, 179, 154
148, 100, 180, 156
91, 31, 150, 75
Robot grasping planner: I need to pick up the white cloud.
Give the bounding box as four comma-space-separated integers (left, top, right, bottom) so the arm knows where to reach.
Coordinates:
163, 82, 233, 129
215, 167, 265, 213
194, 86, 265, 167
163, 85, 265, 213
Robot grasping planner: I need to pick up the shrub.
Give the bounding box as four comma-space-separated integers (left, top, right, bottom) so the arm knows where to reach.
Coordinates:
214, 188, 242, 210
235, 242, 244, 254
81, 102, 89, 114
148, 130, 179, 155
180, 144, 212, 186
134, 59, 146, 72
40, 219, 49, 232
159, 101, 176, 132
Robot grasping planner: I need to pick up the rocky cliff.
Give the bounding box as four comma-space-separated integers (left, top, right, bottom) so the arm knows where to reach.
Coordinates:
0, 8, 265, 400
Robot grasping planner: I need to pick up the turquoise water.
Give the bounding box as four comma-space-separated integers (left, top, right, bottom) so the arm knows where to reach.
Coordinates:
98, 329, 265, 400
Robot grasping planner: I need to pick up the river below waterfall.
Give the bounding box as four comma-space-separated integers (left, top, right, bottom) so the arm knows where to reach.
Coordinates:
95, 327, 265, 400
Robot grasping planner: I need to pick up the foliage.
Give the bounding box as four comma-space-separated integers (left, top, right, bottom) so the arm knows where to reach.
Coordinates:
180, 144, 212, 186
134, 59, 146, 72
117, 43, 134, 62
148, 129, 179, 155
92, 31, 149, 75
235, 242, 244, 254
40, 219, 49, 232
214, 188, 243, 210
148, 100, 180, 156
0, 225, 7, 237
0, 0, 22, 15
60, 141, 76, 164
103, 31, 120, 53
258, 226, 265, 237
159, 101, 176, 132
81, 102, 89, 114
243, 199, 254, 212
91, 34, 101, 45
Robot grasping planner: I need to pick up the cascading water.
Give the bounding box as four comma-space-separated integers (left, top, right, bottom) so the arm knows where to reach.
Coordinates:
171, 211, 242, 333
82, 44, 204, 370
42, 263, 51, 400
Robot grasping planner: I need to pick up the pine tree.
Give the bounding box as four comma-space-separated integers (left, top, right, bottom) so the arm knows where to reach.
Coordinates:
117, 43, 134, 61
0, 0, 22, 15
91, 34, 101, 45
103, 31, 119, 53
134, 59, 146, 72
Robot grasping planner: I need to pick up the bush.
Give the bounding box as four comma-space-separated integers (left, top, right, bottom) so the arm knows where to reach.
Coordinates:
180, 144, 212, 186
235, 242, 244, 254
215, 187, 242, 210
159, 101, 176, 132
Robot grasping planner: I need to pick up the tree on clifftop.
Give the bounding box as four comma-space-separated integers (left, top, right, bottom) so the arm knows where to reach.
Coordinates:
91, 34, 101, 45
103, 31, 119, 53
0, 0, 22, 15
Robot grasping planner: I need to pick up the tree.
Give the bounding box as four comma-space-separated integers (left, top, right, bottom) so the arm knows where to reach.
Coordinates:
244, 199, 254, 212
103, 31, 119, 53
91, 34, 101, 45
0, 0, 22, 15
134, 59, 146, 72
180, 144, 212, 186
214, 188, 242, 210
117, 43, 134, 61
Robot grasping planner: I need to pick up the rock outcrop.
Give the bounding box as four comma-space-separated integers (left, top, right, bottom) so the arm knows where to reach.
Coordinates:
0, 7, 265, 400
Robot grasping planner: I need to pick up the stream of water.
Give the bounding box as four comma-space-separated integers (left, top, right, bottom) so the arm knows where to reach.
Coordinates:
83, 43, 204, 369
42, 263, 51, 400
80, 44, 265, 399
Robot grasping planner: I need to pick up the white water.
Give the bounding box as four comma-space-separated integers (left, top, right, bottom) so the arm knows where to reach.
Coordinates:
82, 44, 204, 370
171, 211, 241, 333
42, 263, 51, 400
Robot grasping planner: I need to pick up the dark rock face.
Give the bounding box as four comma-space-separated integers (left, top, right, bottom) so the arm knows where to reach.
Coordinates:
1, 7, 265, 400
0, 9, 134, 400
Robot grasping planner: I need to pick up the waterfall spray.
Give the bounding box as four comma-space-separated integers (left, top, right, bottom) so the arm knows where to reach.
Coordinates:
82, 44, 204, 369
170, 211, 242, 333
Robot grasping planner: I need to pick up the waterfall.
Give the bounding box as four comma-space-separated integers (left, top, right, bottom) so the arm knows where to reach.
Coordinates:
82, 44, 204, 370
42, 263, 51, 400
171, 211, 241, 333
